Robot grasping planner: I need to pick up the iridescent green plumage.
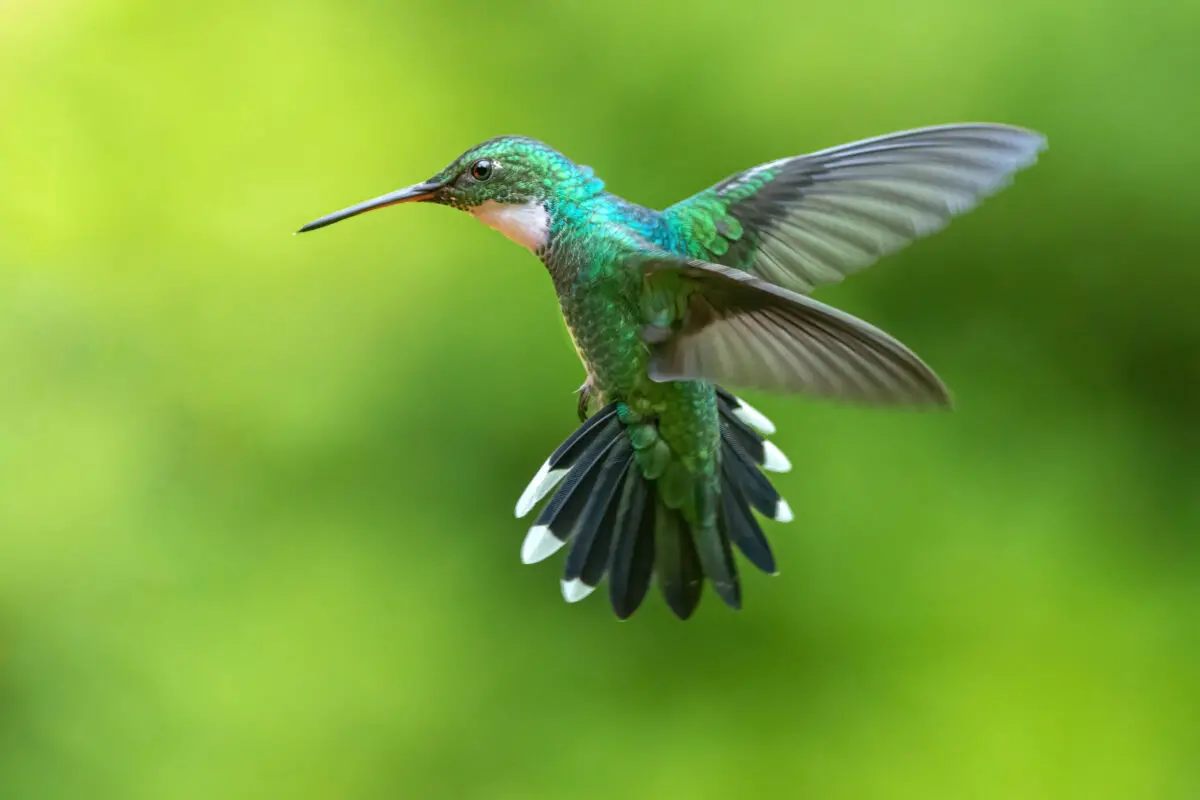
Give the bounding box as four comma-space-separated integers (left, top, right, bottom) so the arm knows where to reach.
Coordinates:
298, 124, 1047, 619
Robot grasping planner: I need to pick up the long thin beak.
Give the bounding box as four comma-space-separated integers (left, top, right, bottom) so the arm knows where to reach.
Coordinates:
296, 180, 442, 233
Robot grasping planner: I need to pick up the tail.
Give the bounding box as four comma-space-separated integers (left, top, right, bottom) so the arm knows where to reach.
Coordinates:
514, 388, 792, 620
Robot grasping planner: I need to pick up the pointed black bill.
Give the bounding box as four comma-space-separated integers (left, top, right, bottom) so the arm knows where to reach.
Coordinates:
296, 180, 442, 233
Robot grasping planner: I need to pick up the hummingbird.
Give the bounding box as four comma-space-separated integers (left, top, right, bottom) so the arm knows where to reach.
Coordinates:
298, 123, 1046, 620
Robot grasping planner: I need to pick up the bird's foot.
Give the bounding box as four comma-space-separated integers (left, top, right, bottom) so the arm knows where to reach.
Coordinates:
576, 380, 593, 422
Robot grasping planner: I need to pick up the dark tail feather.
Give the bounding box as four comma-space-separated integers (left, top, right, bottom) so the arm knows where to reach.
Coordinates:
721, 426, 790, 522
686, 469, 742, 612
719, 394, 767, 464
654, 502, 704, 619
520, 412, 623, 564
514, 401, 621, 518
561, 438, 635, 602
514, 388, 792, 619
717, 392, 792, 473
692, 518, 742, 611
672, 392, 785, 616
548, 400, 620, 464
721, 458, 777, 575
717, 392, 792, 575
608, 476, 656, 619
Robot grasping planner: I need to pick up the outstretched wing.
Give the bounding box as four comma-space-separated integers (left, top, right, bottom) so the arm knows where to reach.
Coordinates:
663, 124, 1046, 293
634, 251, 950, 405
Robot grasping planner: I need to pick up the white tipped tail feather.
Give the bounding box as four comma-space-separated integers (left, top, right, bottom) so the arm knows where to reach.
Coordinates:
515, 460, 568, 518
561, 578, 597, 603
521, 525, 565, 564
774, 498, 794, 523
762, 441, 792, 473
730, 397, 776, 435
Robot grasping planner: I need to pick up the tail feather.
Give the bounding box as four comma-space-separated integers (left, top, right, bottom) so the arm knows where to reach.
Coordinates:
515, 401, 620, 518
717, 393, 792, 474
693, 519, 742, 611
721, 403, 767, 464
720, 458, 777, 575
654, 503, 704, 619
721, 427, 790, 521
578, 483, 622, 590
715, 391, 792, 472
516, 388, 792, 619
521, 414, 622, 564
687, 470, 742, 612
562, 439, 635, 602
608, 476, 656, 619
715, 387, 777, 435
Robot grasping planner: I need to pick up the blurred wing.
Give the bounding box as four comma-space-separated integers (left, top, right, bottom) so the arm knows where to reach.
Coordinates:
663, 124, 1046, 293
636, 252, 950, 405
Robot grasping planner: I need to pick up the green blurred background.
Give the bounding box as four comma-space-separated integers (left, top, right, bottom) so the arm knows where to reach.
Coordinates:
2, 0, 1198, 796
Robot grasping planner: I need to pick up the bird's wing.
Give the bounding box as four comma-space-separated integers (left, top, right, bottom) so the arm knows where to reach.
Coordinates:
661, 124, 1046, 293
634, 250, 950, 405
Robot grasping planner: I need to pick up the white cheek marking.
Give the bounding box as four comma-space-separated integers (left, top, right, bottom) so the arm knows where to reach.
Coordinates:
470, 200, 550, 252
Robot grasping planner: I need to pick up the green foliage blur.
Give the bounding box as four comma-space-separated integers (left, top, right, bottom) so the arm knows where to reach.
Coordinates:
2, 0, 1198, 796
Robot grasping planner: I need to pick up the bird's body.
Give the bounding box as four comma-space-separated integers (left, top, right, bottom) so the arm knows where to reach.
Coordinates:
299, 124, 1046, 619
542, 194, 722, 480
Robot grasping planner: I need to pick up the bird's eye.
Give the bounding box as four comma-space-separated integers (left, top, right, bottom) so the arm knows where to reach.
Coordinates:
470, 159, 494, 181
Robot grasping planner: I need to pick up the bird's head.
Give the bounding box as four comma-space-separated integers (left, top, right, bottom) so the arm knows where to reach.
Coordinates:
298, 135, 604, 251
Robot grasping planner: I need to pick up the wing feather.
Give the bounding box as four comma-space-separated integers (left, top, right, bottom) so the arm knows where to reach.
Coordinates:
636, 254, 950, 405
664, 123, 1046, 293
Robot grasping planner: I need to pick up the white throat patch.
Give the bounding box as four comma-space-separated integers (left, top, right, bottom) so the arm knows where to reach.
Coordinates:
470, 200, 550, 252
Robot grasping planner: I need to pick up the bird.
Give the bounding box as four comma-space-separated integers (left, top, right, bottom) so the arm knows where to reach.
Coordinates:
298, 123, 1046, 620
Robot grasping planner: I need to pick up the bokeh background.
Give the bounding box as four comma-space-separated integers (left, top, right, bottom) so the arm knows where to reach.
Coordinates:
2, 0, 1198, 797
